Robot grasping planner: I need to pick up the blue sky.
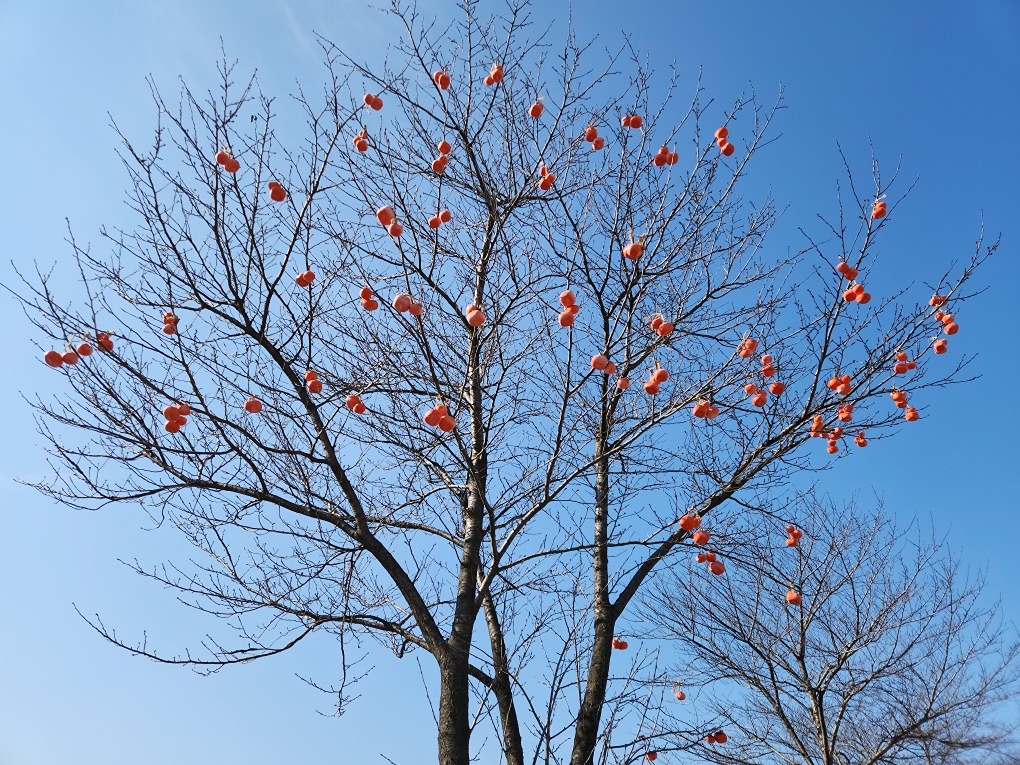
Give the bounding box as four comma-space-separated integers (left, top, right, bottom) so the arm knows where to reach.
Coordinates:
1, 2, 1018, 763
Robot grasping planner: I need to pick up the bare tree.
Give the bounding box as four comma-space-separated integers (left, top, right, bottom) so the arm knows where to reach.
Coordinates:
9, 2, 996, 764
644, 493, 1020, 765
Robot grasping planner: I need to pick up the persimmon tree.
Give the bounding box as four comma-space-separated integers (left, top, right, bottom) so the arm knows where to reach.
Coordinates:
644, 493, 1020, 765
14, 2, 995, 764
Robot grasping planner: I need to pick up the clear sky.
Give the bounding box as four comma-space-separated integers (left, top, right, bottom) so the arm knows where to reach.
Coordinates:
1, 2, 1018, 763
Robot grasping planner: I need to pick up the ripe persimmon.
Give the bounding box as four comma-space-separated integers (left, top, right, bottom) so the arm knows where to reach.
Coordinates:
244, 397, 263, 414
616, 377, 630, 389
720, 142, 735, 156
392, 293, 412, 312
622, 240, 645, 260
786, 590, 802, 606
643, 381, 660, 395
656, 322, 674, 337
269, 184, 287, 202
439, 209, 452, 223
591, 354, 609, 371
751, 391, 767, 407
692, 529, 710, 545
679, 514, 701, 531
376, 206, 396, 226
529, 101, 544, 118
933, 338, 948, 354
76, 342, 93, 357
769, 381, 786, 395
388, 222, 404, 238
652, 368, 669, 383
44, 350, 63, 367
592, 136, 605, 150
558, 311, 575, 327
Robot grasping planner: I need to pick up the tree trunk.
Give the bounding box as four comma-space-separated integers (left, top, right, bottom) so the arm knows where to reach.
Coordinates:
570, 442, 614, 765
569, 617, 614, 765
438, 653, 472, 765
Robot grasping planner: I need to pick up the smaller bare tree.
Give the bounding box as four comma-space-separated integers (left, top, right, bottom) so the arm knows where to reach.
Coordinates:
644, 492, 1020, 765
